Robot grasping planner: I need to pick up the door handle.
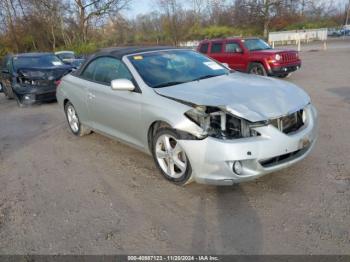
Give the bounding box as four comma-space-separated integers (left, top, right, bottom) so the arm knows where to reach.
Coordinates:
88, 92, 95, 99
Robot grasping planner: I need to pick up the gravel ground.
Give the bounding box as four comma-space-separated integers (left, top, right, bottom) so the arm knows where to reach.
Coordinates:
0, 42, 349, 255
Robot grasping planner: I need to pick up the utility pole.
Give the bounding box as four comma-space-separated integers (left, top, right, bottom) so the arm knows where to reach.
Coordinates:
345, 0, 350, 26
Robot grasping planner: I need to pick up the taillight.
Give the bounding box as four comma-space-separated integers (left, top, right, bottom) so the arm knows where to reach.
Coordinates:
55, 80, 62, 87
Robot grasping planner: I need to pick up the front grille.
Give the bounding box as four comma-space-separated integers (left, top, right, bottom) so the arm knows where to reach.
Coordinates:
260, 149, 302, 168
36, 92, 57, 101
282, 53, 297, 62
270, 110, 304, 134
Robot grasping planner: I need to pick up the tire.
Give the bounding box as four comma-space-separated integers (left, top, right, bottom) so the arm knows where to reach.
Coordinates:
152, 128, 192, 185
64, 101, 91, 137
278, 73, 292, 78
248, 62, 267, 76
3, 83, 15, 99
16, 97, 25, 108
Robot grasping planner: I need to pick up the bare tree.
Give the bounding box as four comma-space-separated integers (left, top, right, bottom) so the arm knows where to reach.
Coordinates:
73, 0, 131, 42
245, 0, 283, 38
157, 0, 183, 45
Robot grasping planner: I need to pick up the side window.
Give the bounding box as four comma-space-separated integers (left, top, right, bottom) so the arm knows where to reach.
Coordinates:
93, 57, 132, 84
210, 43, 223, 53
81, 57, 132, 84
225, 42, 241, 53
199, 43, 209, 54
81, 60, 97, 80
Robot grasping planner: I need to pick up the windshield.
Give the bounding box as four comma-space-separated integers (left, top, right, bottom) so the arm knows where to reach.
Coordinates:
243, 39, 272, 51
128, 50, 229, 88
13, 55, 64, 70
57, 53, 75, 60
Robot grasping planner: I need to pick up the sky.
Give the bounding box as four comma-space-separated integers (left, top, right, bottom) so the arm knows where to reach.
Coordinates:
123, 0, 350, 18
123, 0, 157, 18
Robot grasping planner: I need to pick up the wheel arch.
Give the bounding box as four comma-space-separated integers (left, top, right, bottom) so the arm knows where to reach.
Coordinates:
147, 120, 172, 152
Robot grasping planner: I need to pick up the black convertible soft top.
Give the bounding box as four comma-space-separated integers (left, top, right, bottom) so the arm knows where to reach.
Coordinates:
74, 46, 177, 76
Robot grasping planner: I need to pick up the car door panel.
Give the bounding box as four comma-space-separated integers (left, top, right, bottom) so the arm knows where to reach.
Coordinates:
224, 41, 247, 72
83, 56, 143, 149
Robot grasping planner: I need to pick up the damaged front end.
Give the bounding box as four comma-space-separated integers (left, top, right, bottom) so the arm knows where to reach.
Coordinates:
184, 106, 264, 140
14, 68, 70, 105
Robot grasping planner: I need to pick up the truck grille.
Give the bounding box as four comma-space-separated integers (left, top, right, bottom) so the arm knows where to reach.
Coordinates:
270, 110, 304, 134
282, 53, 297, 62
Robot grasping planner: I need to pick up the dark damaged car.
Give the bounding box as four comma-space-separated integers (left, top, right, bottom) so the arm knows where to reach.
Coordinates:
0, 53, 72, 106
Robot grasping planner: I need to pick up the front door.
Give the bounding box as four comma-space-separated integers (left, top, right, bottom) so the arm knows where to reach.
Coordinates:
224, 41, 246, 71
86, 57, 143, 149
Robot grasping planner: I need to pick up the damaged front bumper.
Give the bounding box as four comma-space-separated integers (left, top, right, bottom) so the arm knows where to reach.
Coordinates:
178, 105, 318, 185
14, 85, 57, 105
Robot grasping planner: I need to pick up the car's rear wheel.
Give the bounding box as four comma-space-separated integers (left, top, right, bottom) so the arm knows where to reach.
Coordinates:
248, 62, 267, 76
64, 102, 91, 136
152, 128, 192, 185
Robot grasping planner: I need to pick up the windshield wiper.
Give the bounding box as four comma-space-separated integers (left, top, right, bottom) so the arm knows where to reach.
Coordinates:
153, 81, 186, 88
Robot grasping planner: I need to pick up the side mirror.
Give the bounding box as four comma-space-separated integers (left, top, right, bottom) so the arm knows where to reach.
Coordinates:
1, 69, 9, 74
111, 79, 135, 91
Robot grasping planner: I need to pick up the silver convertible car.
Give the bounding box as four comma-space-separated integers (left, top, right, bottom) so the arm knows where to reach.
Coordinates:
56, 47, 318, 186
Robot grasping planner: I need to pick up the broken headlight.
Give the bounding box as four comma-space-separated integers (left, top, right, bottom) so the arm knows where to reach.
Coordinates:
185, 106, 260, 139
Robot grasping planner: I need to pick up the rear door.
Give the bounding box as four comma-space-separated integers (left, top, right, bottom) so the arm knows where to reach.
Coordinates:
224, 41, 247, 71
86, 56, 143, 148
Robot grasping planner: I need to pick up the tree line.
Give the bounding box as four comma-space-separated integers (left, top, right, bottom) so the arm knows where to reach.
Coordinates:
0, 0, 348, 57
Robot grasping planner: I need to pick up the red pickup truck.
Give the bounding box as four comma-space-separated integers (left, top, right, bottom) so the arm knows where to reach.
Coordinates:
197, 38, 301, 78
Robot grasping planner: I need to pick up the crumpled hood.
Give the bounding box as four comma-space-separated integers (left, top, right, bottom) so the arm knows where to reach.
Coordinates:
17, 66, 72, 80
155, 72, 310, 122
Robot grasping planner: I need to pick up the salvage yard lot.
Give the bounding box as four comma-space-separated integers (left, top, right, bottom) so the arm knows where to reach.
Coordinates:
0, 42, 350, 254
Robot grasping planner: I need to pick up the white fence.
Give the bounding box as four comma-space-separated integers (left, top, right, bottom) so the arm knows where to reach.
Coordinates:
268, 28, 328, 47
179, 40, 200, 48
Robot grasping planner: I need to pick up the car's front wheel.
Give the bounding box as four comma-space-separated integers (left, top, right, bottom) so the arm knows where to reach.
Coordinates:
152, 128, 192, 185
1, 82, 15, 99
64, 101, 91, 136
248, 62, 267, 76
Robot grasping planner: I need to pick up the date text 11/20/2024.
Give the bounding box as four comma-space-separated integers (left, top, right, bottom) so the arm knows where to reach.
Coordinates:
127, 255, 219, 261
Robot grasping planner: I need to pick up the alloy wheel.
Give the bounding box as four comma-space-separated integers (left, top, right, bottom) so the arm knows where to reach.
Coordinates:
155, 134, 187, 179
66, 105, 79, 133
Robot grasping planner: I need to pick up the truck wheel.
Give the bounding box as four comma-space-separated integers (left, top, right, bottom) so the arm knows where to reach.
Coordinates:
248, 63, 267, 76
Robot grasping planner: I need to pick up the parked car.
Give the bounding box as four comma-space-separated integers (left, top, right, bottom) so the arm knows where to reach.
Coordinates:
55, 51, 84, 70
328, 29, 342, 37
0, 53, 72, 106
197, 38, 301, 78
56, 47, 318, 186
70, 58, 85, 70
55, 51, 76, 63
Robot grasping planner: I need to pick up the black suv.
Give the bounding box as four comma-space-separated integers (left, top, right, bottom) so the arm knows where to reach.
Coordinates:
0, 53, 72, 106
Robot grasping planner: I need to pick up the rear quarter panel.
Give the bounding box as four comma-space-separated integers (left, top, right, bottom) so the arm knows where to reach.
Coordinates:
56, 74, 90, 125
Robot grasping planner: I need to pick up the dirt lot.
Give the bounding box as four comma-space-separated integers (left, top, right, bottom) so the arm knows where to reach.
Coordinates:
0, 42, 350, 255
